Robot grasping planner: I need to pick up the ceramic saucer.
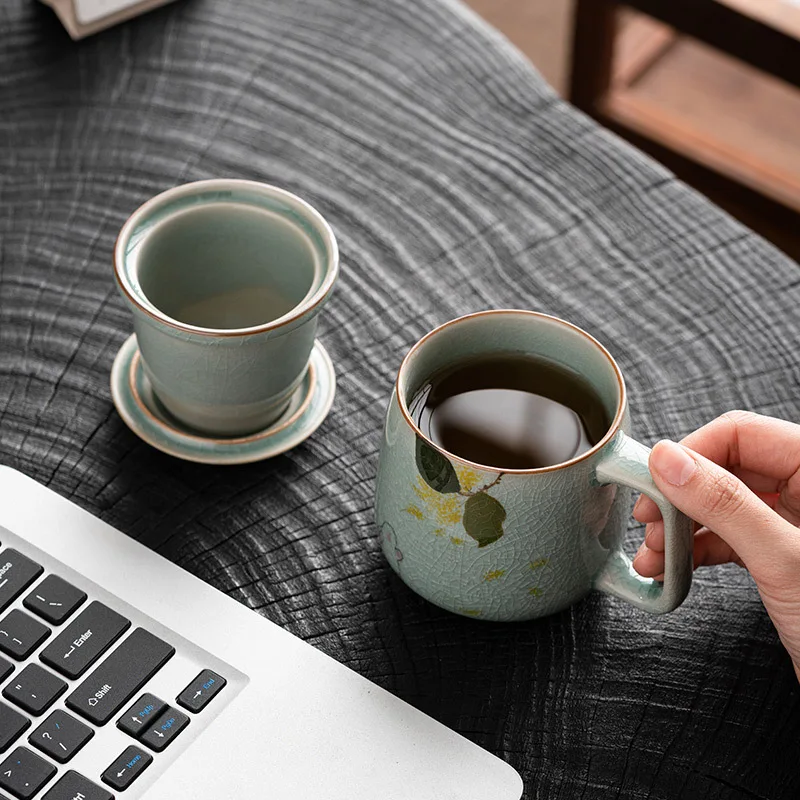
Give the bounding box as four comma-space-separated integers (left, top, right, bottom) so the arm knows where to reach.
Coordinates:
110, 334, 336, 465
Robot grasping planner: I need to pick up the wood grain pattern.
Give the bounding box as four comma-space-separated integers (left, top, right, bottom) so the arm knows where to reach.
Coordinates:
2, 0, 800, 797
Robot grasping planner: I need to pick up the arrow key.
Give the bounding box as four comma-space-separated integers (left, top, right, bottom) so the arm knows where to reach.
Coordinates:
140, 707, 189, 752
117, 693, 167, 738
101, 745, 153, 792
177, 669, 227, 713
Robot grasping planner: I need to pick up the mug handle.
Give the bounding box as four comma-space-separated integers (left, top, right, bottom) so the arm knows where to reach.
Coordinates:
593, 432, 694, 614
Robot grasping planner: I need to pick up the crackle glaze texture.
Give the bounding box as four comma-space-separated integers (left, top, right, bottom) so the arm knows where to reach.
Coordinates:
3, 0, 800, 796
118, 181, 336, 435
374, 311, 692, 621
375, 390, 628, 621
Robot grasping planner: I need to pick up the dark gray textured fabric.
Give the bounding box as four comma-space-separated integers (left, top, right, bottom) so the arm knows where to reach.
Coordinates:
2, 0, 800, 797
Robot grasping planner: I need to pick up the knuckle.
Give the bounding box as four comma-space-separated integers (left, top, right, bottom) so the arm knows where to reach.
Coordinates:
779, 479, 800, 523
703, 470, 746, 518
718, 410, 757, 448
720, 409, 756, 425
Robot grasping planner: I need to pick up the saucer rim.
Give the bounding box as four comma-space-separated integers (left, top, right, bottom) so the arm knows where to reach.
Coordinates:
110, 334, 336, 465
127, 349, 318, 446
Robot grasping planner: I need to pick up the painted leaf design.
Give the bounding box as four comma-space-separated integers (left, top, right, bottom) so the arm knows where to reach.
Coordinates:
415, 438, 460, 494
463, 492, 506, 548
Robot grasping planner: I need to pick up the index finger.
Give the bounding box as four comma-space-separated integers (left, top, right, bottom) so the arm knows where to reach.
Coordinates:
635, 411, 800, 527
681, 410, 800, 479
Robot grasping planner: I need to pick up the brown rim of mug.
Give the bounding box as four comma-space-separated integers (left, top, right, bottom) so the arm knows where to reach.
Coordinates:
395, 309, 627, 475
128, 349, 317, 444
113, 179, 339, 338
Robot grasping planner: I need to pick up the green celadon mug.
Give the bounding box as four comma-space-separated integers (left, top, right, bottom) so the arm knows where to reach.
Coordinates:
374, 310, 693, 622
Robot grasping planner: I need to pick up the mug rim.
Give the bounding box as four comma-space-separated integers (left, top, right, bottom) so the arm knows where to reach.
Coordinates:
395, 309, 627, 475
113, 179, 339, 338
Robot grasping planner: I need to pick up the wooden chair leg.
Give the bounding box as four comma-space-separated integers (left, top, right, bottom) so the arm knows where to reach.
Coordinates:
569, 0, 618, 113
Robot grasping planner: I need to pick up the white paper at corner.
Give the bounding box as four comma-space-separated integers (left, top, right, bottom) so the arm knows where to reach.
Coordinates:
74, 0, 146, 25
40, 0, 179, 39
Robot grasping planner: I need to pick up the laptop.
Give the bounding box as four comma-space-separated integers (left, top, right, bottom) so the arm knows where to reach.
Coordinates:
0, 466, 523, 800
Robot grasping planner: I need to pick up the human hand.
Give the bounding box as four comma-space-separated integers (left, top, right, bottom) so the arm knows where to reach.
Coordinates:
632, 411, 800, 681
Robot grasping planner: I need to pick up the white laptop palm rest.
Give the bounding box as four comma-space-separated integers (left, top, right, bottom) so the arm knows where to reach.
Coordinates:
0, 466, 523, 800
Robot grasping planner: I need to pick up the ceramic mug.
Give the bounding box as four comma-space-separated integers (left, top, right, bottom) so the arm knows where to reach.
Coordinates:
114, 179, 338, 436
374, 310, 693, 622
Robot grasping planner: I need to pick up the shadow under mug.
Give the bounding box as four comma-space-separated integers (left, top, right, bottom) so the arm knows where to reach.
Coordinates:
374, 310, 693, 622
114, 179, 338, 436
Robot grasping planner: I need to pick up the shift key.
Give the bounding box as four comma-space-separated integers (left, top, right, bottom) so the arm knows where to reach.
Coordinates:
40, 602, 130, 679
66, 629, 175, 726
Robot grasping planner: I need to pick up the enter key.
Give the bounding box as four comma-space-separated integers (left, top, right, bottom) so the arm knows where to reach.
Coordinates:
40, 602, 130, 679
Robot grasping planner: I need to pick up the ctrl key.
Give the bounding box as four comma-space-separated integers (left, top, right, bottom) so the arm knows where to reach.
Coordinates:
102, 745, 152, 791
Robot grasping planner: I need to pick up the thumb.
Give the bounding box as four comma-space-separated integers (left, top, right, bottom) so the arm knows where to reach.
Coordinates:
648, 440, 798, 581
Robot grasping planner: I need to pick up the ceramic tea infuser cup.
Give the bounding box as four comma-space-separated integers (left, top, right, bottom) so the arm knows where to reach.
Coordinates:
114, 179, 338, 436
374, 310, 693, 622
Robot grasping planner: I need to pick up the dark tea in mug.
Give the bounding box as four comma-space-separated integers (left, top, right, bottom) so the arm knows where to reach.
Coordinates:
408, 354, 610, 470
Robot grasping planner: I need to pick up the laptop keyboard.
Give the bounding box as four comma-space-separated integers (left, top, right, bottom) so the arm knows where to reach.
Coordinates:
0, 538, 238, 799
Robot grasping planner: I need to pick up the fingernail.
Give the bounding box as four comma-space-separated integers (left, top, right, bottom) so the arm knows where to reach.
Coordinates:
651, 440, 697, 487
633, 543, 646, 563
632, 495, 643, 515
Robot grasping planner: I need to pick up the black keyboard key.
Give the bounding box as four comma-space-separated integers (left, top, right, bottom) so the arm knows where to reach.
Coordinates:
29, 711, 93, 764
0, 552, 43, 615
0, 704, 30, 753
3, 665, 67, 716
177, 669, 227, 714
0, 612, 49, 660
102, 745, 152, 791
0, 747, 56, 800
66, 628, 175, 726
41, 771, 112, 800
117, 693, 167, 738
23, 577, 86, 626
0, 656, 12, 683
40, 602, 130, 680
140, 706, 189, 752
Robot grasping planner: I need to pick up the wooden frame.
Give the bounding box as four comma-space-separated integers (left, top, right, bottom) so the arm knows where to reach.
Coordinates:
569, 0, 800, 215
